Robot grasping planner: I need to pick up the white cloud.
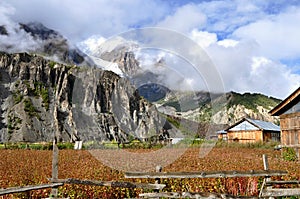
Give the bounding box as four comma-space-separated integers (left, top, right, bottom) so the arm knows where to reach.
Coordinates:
217, 39, 239, 48
1, 0, 300, 98
189, 29, 217, 48
3, 0, 169, 43
247, 57, 300, 98
0, 2, 41, 53
205, 40, 255, 91
233, 6, 300, 60
251, 57, 271, 73
195, 0, 266, 33
203, 39, 300, 99
156, 4, 206, 33
78, 36, 106, 55
0, 2, 15, 25
235, 0, 260, 13
174, 1, 300, 98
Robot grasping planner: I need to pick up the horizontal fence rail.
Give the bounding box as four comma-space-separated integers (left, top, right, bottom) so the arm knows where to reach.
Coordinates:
125, 170, 288, 179
50, 178, 166, 190
266, 180, 300, 185
1, 154, 298, 198
0, 183, 63, 196
139, 192, 259, 199
261, 188, 300, 197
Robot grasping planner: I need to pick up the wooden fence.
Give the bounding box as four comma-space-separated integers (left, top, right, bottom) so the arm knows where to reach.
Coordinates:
0, 155, 299, 198
124, 155, 300, 198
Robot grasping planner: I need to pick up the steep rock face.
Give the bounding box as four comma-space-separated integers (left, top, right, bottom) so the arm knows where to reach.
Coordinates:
100, 47, 140, 76
158, 91, 280, 126
19, 22, 89, 65
211, 104, 279, 125
0, 52, 166, 142
0, 25, 8, 36
0, 22, 91, 66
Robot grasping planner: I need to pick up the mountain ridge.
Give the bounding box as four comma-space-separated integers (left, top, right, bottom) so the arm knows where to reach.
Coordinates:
0, 52, 171, 143
0, 22, 282, 143
0, 51, 281, 142
0, 22, 92, 66
85, 37, 282, 126
153, 89, 281, 126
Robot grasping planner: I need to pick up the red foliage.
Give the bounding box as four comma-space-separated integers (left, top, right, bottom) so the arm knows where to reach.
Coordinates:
0, 148, 299, 198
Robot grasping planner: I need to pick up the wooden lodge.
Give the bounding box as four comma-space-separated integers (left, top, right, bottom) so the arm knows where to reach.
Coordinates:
222, 118, 280, 143
269, 86, 300, 158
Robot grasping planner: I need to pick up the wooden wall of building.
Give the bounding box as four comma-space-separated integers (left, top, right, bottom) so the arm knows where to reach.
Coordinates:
227, 130, 262, 143
280, 112, 300, 157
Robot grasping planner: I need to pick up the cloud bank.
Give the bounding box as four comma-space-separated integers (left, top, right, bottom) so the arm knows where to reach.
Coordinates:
1, 0, 300, 99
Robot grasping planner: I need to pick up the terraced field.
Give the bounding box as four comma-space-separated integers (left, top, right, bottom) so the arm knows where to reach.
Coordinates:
0, 147, 299, 198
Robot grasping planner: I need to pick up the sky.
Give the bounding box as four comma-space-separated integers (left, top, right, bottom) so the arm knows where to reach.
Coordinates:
0, 0, 300, 99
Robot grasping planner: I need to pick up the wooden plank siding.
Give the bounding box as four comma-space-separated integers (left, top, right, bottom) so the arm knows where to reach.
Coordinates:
269, 87, 300, 159
227, 130, 262, 143
226, 130, 279, 143
224, 118, 280, 144
279, 112, 300, 157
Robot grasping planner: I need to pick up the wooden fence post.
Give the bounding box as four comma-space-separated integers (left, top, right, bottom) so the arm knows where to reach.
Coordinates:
50, 93, 60, 199
155, 165, 162, 199
263, 154, 272, 188
263, 154, 269, 171
262, 154, 275, 199
50, 140, 59, 198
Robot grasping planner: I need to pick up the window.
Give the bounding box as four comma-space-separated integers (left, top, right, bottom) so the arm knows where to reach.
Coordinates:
271, 132, 280, 142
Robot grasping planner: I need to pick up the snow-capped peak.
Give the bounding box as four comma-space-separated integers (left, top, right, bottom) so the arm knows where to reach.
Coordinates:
89, 55, 124, 77
77, 35, 141, 77
78, 35, 138, 57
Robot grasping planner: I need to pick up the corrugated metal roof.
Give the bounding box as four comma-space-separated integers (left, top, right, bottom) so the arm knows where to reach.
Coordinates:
229, 120, 259, 131
216, 130, 227, 134
246, 118, 280, 131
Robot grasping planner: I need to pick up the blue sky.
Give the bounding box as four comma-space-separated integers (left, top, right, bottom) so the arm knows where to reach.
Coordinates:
0, 0, 299, 98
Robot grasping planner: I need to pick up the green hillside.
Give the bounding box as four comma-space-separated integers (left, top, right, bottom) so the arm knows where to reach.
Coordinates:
157, 91, 282, 124
226, 92, 281, 111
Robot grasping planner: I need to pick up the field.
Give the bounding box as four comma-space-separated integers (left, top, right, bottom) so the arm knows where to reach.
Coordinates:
0, 146, 299, 198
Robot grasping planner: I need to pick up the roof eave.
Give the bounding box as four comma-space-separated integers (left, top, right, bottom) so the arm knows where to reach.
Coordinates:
269, 87, 300, 116
225, 118, 246, 131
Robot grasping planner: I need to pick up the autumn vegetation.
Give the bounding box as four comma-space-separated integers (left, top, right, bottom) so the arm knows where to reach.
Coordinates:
0, 145, 299, 198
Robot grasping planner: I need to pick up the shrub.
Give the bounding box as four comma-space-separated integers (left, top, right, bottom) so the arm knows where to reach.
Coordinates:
166, 116, 180, 128
33, 82, 50, 110
216, 140, 280, 149
29, 143, 53, 150
24, 98, 38, 117
57, 142, 75, 150
0, 142, 73, 150
282, 147, 298, 161
13, 91, 23, 104
40, 87, 49, 110
49, 61, 56, 69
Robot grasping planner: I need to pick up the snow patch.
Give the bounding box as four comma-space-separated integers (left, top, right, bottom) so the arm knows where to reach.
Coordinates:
89, 55, 124, 77
78, 35, 138, 56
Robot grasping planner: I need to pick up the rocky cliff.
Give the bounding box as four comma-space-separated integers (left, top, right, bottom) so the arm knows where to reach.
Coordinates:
158, 91, 281, 126
86, 38, 281, 128
0, 22, 91, 66
0, 52, 168, 143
